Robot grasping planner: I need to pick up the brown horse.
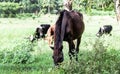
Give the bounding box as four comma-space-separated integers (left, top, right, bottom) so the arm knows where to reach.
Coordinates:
51, 10, 85, 65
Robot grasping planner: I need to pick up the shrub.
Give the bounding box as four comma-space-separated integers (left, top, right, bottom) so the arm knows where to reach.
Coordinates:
0, 40, 36, 64
12, 40, 36, 64
50, 38, 120, 74
0, 2, 23, 17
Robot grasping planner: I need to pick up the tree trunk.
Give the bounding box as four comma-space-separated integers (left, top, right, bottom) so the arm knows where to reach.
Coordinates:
63, 0, 73, 11
114, 0, 120, 24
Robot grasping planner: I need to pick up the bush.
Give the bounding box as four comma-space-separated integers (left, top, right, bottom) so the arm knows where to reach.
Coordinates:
50, 38, 120, 74
0, 2, 23, 17
0, 40, 36, 64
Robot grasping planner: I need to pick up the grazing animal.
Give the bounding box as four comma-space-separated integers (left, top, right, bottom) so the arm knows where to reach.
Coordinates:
96, 25, 112, 37
31, 24, 50, 42
51, 10, 85, 65
45, 25, 55, 46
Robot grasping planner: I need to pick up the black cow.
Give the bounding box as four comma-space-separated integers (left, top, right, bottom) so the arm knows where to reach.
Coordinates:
30, 24, 50, 42
96, 25, 112, 37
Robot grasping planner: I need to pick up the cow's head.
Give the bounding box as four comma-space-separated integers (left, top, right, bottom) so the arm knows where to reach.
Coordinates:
30, 26, 44, 42
96, 27, 104, 37
35, 26, 44, 38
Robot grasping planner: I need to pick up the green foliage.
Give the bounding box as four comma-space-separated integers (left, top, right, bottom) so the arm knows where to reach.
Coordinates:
0, 2, 22, 17
95, 0, 114, 11
50, 38, 120, 74
0, 0, 115, 17
0, 40, 36, 64
0, 0, 21, 2
73, 0, 114, 14
11, 40, 35, 64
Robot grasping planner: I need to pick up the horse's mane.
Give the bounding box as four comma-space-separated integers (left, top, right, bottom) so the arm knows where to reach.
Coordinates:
54, 10, 67, 49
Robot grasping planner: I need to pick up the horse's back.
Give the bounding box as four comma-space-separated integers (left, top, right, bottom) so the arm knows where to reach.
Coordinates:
66, 11, 85, 39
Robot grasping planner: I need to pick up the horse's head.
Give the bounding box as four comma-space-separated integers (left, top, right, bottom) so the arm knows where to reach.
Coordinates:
50, 45, 64, 65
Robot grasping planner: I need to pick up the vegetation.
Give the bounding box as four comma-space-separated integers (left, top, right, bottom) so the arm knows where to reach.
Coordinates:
0, 13, 120, 73
0, 0, 115, 17
0, 0, 119, 74
0, 2, 22, 17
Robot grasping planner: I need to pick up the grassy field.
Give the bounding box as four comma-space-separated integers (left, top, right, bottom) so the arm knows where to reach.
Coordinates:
0, 13, 120, 74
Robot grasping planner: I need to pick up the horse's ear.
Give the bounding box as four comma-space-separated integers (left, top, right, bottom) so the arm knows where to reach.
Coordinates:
50, 46, 54, 50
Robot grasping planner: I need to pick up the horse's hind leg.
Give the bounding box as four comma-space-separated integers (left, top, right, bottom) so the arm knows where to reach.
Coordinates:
75, 36, 81, 61
68, 40, 75, 60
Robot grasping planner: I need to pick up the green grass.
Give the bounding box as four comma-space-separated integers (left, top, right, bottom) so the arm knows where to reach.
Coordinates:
0, 13, 120, 74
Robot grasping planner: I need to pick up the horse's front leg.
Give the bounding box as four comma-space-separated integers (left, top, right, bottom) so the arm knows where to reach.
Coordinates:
75, 36, 81, 61
68, 39, 75, 60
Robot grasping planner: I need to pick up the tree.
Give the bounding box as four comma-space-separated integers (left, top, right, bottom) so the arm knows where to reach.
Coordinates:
63, 0, 73, 11
114, 0, 120, 24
